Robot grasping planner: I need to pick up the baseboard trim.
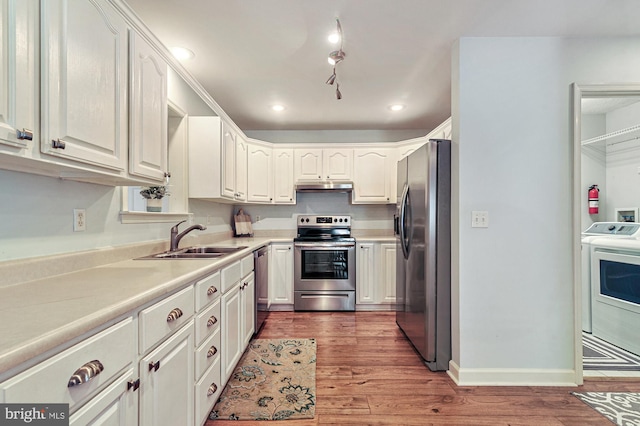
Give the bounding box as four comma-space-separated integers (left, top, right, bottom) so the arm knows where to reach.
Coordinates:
447, 360, 578, 386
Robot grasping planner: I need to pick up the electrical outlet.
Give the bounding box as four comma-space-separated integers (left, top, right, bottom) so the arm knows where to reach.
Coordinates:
73, 209, 86, 232
471, 211, 489, 228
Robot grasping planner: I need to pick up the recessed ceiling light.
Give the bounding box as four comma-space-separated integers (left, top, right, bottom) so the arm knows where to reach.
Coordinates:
389, 104, 405, 111
170, 46, 195, 61
271, 104, 285, 112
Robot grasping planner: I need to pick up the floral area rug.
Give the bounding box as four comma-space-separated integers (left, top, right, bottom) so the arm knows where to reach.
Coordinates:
572, 392, 640, 425
210, 338, 316, 421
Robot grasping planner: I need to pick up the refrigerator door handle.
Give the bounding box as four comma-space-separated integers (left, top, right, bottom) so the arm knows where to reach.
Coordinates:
399, 183, 410, 259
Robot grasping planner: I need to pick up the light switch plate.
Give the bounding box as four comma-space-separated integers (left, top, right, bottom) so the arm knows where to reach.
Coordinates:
472, 211, 489, 228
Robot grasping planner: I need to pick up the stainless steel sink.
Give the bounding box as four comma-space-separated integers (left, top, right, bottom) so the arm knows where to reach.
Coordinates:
136, 246, 248, 260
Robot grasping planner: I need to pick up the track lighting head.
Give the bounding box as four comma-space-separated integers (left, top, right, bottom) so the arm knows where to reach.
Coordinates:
336, 83, 342, 100
328, 50, 345, 65
326, 69, 337, 85
325, 18, 346, 99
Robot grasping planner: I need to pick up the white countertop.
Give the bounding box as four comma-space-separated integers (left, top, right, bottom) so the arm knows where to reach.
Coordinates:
0, 237, 274, 377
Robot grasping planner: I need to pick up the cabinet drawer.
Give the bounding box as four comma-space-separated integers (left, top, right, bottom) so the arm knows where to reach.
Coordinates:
221, 260, 241, 294
195, 298, 221, 346
195, 270, 221, 311
195, 327, 221, 381
0, 318, 134, 412
241, 253, 254, 277
139, 286, 194, 354
195, 357, 222, 425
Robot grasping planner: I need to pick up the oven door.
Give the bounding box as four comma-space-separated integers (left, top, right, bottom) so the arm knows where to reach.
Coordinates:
591, 248, 640, 356
294, 241, 355, 291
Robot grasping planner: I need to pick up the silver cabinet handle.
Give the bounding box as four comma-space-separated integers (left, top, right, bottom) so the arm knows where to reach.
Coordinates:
51, 139, 66, 149
207, 346, 218, 358
17, 129, 33, 140
167, 308, 183, 322
68, 360, 104, 387
207, 316, 217, 327
207, 286, 217, 296
207, 383, 218, 397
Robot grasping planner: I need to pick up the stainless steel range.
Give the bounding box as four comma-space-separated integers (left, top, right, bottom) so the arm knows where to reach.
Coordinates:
294, 215, 356, 311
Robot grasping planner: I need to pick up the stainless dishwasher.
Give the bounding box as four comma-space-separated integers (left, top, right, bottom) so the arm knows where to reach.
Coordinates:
254, 246, 269, 333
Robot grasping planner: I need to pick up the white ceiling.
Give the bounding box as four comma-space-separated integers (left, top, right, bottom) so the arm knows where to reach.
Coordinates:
124, 0, 640, 132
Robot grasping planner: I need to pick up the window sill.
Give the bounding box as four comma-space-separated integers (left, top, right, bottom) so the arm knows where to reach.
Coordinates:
120, 211, 192, 224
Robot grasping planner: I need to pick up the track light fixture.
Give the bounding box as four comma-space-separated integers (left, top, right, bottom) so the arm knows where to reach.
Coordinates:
325, 18, 345, 100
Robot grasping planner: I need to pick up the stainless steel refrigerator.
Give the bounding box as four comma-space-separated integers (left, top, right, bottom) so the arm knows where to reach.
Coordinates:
394, 139, 451, 371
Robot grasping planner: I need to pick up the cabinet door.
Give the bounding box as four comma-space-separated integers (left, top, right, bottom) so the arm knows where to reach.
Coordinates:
221, 284, 241, 382
221, 122, 236, 199
247, 142, 272, 203
323, 149, 352, 180
129, 30, 168, 182
356, 243, 376, 304
273, 148, 295, 204
69, 370, 137, 426
380, 243, 397, 303
235, 135, 248, 201
139, 322, 194, 426
241, 272, 255, 348
353, 148, 393, 204
0, 0, 37, 150
269, 243, 294, 305
41, 0, 128, 171
294, 148, 323, 181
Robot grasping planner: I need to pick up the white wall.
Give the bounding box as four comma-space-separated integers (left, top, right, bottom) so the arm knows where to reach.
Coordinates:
605, 102, 640, 221
581, 114, 606, 229
451, 36, 640, 385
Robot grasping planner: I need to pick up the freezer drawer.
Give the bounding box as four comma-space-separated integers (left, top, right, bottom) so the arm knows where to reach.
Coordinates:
294, 291, 355, 311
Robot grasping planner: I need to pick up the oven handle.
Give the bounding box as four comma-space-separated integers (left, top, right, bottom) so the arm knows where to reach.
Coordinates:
294, 242, 355, 248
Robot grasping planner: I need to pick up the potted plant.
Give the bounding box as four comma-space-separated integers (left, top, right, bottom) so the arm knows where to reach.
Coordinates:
140, 186, 169, 212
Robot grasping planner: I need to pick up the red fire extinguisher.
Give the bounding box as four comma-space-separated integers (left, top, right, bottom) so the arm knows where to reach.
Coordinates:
588, 185, 599, 214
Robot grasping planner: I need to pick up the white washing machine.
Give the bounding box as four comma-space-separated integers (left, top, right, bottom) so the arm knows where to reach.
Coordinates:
581, 222, 640, 333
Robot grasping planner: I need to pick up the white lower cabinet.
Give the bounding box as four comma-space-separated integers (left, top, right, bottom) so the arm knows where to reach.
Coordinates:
139, 321, 194, 426
356, 241, 397, 308
241, 272, 256, 348
269, 243, 294, 308
221, 279, 242, 384
69, 369, 138, 426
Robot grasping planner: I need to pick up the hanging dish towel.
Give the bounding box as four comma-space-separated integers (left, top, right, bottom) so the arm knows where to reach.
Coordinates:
234, 209, 253, 237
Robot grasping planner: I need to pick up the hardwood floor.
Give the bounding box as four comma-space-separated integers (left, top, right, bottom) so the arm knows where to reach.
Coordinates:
207, 311, 640, 425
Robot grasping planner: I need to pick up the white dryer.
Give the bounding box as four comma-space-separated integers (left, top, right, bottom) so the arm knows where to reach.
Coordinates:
581, 222, 640, 333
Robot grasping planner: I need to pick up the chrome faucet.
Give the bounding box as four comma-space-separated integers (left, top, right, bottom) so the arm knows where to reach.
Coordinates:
170, 220, 207, 251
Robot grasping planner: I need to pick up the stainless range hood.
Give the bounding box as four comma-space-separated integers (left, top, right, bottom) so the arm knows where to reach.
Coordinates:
295, 180, 353, 193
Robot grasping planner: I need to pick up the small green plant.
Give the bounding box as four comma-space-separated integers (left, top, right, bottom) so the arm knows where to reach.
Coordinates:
139, 186, 169, 199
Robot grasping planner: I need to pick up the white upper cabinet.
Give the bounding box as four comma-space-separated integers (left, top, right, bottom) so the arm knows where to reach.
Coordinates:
221, 122, 247, 201
0, 0, 37, 151
323, 149, 352, 180
352, 148, 394, 204
273, 148, 295, 204
235, 134, 248, 202
128, 30, 168, 182
294, 148, 352, 181
247, 141, 273, 203
294, 148, 322, 181
41, 0, 128, 171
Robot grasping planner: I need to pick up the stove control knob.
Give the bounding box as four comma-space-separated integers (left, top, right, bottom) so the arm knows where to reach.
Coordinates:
339, 218, 343, 222
300, 218, 304, 223
608, 225, 616, 231
305, 218, 309, 223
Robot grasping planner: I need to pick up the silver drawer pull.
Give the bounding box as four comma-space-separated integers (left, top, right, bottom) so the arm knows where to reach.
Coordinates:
207, 346, 217, 358
207, 383, 218, 397
51, 139, 66, 149
207, 316, 217, 327
167, 308, 183, 322
207, 286, 217, 296
68, 360, 104, 387
17, 129, 33, 140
